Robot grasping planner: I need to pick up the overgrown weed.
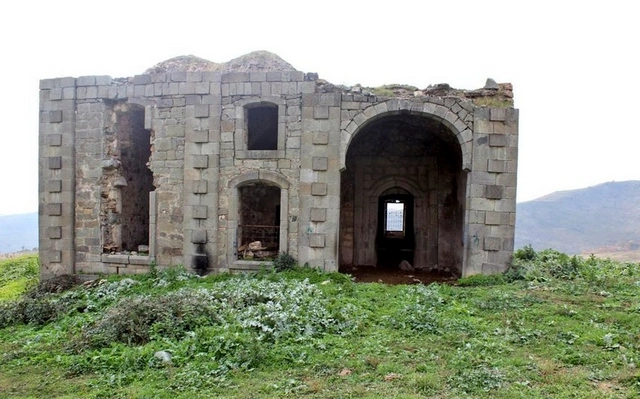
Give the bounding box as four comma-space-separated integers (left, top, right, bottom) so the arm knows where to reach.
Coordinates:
1, 251, 639, 398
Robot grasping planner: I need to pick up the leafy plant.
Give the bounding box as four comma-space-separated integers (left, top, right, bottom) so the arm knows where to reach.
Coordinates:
272, 252, 297, 272
514, 244, 536, 261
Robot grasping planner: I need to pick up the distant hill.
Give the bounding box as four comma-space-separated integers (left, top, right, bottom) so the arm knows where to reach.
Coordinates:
0, 212, 38, 253
515, 181, 640, 256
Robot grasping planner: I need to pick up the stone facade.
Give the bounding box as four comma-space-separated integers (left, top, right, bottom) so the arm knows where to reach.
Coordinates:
38, 53, 519, 279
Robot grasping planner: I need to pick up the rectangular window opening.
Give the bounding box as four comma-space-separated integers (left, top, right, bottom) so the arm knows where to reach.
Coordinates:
385, 201, 406, 238
246, 104, 278, 151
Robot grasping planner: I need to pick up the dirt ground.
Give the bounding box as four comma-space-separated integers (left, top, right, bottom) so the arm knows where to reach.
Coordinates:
340, 265, 458, 285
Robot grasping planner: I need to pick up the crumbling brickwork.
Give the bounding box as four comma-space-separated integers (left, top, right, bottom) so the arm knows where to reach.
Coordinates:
38, 51, 519, 279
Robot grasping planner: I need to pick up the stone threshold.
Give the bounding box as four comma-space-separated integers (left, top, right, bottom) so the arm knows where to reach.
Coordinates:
101, 253, 155, 266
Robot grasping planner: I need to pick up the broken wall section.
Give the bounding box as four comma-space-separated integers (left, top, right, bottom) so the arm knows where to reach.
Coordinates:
101, 103, 154, 254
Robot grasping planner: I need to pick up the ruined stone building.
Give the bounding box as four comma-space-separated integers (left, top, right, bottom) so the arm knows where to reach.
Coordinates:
38, 51, 519, 279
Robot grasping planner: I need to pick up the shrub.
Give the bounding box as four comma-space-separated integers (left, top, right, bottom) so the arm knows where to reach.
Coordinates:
272, 252, 297, 272
514, 244, 536, 261
76, 277, 363, 350
76, 289, 221, 349
0, 288, 74, 327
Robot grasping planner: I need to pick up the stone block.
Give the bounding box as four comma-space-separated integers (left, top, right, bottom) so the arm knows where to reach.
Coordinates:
101, 254, 130, 264
192, 155, 209, 169
312, 156, 328, 171
48, 156, 62, 169
47, 203, 62, 216
185, 95, 201, 105
316, 93, 341, 106
266, 71, 282, 82
278, 159, 291, 169
186, 72, 203, 82
485, 211, 501, 225
76, 76, 96, 86
193, 205, 208, 219
486, 185, 503, 199
484, 237, 501, 251
310, 208, 327, 222
481, 263, 503, 274
289, 71, 305, 81
190, 130, 209, 143
192, 180, 208, 194
495, 199, 516, 212
97, 86, 110, 98
490, 224, 513, 238
223, 72, 250, 83
250, 72, 266, 82
49, 110, 63, 123
490, 108, 506, 121
40, 79, 55, 89
46, 134, 62, 146
468, 210, 485, 224
50, 250, 62, 263
286, 137, 301, 149
63, 87, 76, 99
311, 183, 327, 196
496, 173, 517, 187
95, 76, 112, 86
129, 256, 153, 265
487, 159, 506, 173
312, 131, 329, 145
170, 72, 187, 82
310, 233, 326, 248
58, 77, 76, 88
133, 74, 152, 85
469, 197, 495, 211
191, 229, 207, 244
489, 134, 507, 147
314, 106, 329, 119
48, 226, 62, 239
221, 132, 233, 142
49, 88, 62, 100
46, 180, 62, 193
195, 82, 209, 94
194, 105, 209, 118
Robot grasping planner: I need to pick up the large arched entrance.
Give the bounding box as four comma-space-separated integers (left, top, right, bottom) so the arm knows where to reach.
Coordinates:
339, 112, 467, 275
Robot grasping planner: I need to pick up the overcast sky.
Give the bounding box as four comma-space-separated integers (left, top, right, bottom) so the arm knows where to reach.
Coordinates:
1, 0, 638, 215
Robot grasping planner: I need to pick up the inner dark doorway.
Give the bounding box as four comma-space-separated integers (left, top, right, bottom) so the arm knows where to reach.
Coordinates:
376, 191, 414, 268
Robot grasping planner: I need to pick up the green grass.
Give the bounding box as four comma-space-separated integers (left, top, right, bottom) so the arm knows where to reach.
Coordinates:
1, 251, 639, 398
0, 254, 38, 300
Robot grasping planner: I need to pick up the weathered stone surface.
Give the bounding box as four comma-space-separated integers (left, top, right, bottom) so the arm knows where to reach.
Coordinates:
39, 50, 518, 280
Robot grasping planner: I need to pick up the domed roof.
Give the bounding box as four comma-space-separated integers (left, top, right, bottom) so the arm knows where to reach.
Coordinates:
144, 55, 221, 74
144, 50, 296, 74
220, 50, 297, 73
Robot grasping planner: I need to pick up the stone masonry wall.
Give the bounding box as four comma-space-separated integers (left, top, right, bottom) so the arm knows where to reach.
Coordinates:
465, 107, 519, 276
39, 62, 519, 279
